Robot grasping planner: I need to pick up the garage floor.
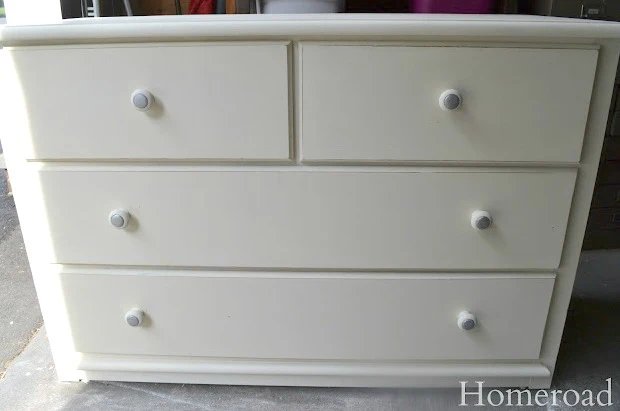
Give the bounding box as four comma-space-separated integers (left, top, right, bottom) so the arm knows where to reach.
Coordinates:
0, 171, 618, 411
0, 169, 43, 376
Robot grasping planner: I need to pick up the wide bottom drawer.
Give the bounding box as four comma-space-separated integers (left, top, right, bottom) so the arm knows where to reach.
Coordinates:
61, 272, 555, 361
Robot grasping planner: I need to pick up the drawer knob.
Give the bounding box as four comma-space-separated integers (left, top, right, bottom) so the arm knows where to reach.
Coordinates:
109, 209, 131, 229
125, 309, 144, 327
131, 89, 154, 111
457, 311, 477, 331
471, 210, 493, 230
439, 89, 462, 111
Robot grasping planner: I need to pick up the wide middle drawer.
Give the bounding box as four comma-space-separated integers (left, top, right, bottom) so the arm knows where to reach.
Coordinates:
301, 45, 598, 163
9, 43, 291, 161
38, 169, 576, 270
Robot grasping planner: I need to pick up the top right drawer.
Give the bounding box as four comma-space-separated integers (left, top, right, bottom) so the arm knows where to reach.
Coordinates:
300, 45, 598, 163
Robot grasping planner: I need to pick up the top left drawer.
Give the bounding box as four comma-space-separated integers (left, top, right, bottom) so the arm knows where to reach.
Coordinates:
5, 44, 291, 161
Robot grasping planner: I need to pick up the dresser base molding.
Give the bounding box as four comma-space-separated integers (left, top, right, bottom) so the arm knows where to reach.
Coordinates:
72, 355, 552, 388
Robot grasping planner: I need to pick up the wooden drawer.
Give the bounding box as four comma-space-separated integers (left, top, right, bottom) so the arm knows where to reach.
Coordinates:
38, 169, 576, 270
7, 44, 291, 161
301, 45, 597, 163
61, 272, 555, 361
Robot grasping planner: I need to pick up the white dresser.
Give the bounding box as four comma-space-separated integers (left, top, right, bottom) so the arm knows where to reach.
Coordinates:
1, 14, 619, 388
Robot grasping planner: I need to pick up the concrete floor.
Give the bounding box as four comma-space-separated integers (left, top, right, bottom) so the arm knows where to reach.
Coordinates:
0, 170, 42, 375
0, 170, 618, 410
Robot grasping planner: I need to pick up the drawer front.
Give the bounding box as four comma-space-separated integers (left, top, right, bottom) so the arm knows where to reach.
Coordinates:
39, 169, 575, 270
61, 273, 555, 360
301, 45, 597, 163
9, 44, 290, 160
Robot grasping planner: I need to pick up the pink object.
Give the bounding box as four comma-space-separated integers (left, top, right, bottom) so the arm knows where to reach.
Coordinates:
410, 0, 494, 13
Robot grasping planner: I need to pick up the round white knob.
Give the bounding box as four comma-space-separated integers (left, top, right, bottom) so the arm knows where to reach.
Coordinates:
471, 210, 493, 230
131, 89, 154, 111
439, 89, 462, 111
109, 209, 130, 229
125, 309, 144, 327
457, 311, 477, 331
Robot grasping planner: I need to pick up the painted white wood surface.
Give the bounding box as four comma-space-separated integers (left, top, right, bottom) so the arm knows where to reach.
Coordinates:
2, 15, 620, 46
301, 45, 597, 163
60, 272, 555, 360
1, 15, 619, 387
37, 169, 575, 270
6, 44, 291, 161
76, 355, 551, 387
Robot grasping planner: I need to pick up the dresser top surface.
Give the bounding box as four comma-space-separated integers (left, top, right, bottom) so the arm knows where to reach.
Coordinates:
2, 14, 620, 46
